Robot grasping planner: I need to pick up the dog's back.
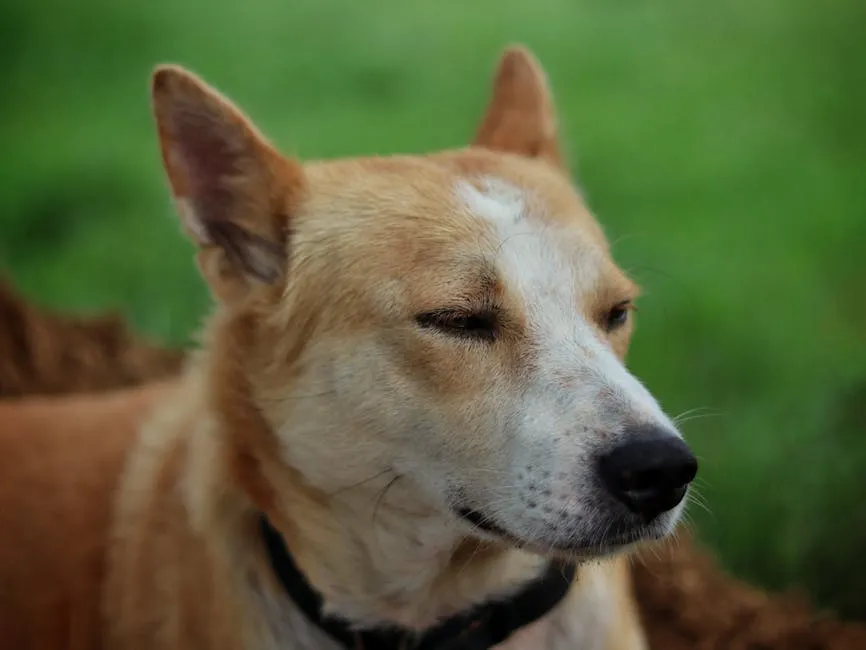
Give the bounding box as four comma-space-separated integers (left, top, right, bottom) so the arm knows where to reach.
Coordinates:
0, 280, 183, 398
0, 382, 174, 649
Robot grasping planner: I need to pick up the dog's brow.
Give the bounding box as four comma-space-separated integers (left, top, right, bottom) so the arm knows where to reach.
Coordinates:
444, 266, 500, 310
478, 268, 499, 295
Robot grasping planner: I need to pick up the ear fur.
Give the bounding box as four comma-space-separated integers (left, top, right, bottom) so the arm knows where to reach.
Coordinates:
151, 65, 304, 300
472, 45, 564, 168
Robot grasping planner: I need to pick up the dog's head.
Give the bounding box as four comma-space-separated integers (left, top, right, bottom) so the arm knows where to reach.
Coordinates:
151, 46, 696, 560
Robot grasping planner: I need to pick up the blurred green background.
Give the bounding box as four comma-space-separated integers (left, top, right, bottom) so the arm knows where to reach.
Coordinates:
2, 0, 865, 619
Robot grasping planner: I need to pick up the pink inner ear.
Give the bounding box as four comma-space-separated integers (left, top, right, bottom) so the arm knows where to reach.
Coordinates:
168, 108, 249, 227
161, 107, 287, 283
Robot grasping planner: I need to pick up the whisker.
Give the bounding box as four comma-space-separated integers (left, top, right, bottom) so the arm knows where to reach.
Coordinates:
371, 474, 403, 527
686, 490, 713, 520
672, 406, 721, 425
622, 264, 689, 291
609, 232, 649, 248
327, 468, 394, 497
259, 389, 340, 405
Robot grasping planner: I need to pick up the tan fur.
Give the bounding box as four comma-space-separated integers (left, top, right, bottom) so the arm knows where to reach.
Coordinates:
0, 382, 176, 649
0, 46, 667, 649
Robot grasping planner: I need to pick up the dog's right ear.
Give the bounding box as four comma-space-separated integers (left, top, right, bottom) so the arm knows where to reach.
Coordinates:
151, 66, 305, 303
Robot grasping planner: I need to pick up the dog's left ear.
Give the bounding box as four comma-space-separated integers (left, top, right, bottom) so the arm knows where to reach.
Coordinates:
472, 45, 564, 169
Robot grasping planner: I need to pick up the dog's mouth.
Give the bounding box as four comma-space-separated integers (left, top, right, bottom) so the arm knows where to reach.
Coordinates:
456, 507, 513, 538
455, 506, 665, 556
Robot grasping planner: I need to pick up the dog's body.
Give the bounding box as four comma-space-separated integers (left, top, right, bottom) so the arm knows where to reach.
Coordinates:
0, 47, 697, 649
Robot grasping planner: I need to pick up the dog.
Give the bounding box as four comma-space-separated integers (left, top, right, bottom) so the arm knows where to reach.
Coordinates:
0, 46, 697, 649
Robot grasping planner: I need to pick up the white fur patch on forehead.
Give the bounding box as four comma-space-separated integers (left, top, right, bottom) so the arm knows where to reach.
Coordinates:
456, 176, 600, 294
456, 176, 527, 227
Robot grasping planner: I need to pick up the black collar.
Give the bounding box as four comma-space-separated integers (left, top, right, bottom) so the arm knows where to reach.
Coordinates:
259, 515, 575, 650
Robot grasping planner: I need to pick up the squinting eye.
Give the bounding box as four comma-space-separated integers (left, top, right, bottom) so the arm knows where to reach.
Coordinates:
415, 310, 499, 342
604, 302, 632, 332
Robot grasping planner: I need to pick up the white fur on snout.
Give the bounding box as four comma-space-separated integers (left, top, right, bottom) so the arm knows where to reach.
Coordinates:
457, 177, 682, 549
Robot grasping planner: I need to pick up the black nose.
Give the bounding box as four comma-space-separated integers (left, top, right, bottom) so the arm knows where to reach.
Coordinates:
598, 427, 698, 521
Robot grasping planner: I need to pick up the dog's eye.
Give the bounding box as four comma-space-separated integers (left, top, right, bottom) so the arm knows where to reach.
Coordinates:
604, 301, 632, 332
415, 310, 498, 342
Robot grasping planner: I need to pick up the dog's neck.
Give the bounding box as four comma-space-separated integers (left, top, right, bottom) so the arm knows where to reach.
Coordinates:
266, 479, 549, 630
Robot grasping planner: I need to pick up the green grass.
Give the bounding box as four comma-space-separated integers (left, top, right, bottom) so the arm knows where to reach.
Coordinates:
2, 0, 865, 618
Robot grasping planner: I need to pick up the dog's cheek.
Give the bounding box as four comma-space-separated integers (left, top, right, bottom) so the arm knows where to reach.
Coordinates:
380, 332, 498, 401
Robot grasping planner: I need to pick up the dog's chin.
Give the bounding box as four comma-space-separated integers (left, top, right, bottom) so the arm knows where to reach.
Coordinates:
454, 507, 675, 560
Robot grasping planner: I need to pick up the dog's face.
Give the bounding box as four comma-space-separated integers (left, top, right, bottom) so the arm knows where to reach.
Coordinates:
152, 47, 696, 559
